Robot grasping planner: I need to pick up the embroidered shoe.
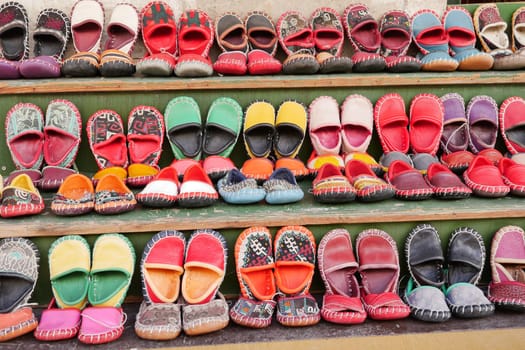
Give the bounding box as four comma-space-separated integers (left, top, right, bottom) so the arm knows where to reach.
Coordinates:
263, 167, 304, 205
51, 173, 95, 216
214, 13, 248, 75
94, 173, 136, 214
0, 173, 44, 218
217, 168, 266, 205
312, 163, 356, 204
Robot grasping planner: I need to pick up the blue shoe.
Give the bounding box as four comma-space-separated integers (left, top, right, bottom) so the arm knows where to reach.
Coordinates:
263, 168, 304, 204
217, 168, 266, 204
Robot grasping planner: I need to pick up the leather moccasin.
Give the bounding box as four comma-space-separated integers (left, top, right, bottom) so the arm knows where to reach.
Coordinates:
177, 164, 218, 208
0, 1, 29, 61
136, 166, 179, 208
51, 173, 95, 216
343, 4, 386, 72
498, 157, 525, 197
246, 11, 282, 75
409, 93, 444, 156
356, 229, 410, 321
467, 95, 499, 154
273, 100, 307, 159
380, 10, 421, 73
311, 7, 352, 74
318, 229, 366, 325
94, 174, 136, 214
387, 160, 433, 200
374, 93, 409, 153
277, 11, 319, 75
309, 96, 341, 155
70, 0, 104, 53
214, 13, 248, 75
175, 9, 214, 77
488, 225, 525, 311
405, 223, 450, 322
440, 93, 468, 154
463, 155, 509, 198
312, 163, 356, 204
243, 101, 275, 159
499, 96, 525, 154
340, 94, 373, 154
345, 159, 394, 202
104, 3, 138, 55
164, 96, 202, 161
202, 97, 243, 158
426, 162, 471, 199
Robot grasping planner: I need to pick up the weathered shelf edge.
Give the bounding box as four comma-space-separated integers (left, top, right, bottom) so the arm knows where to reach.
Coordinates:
1, 71, 525, 94
3, 206, 525, 238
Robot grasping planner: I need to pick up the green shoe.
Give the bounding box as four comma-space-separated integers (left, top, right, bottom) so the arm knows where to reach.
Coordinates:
164, 96, 203, 160
202, 97, 243, 158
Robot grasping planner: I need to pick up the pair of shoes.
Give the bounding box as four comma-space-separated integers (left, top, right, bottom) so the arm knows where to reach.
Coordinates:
463, 154, 514, 198
278, 8, 352, 75
0, 2, 70, 79
138, 3, 214, 77
135, 230, 228, 338
214, 12, 282, 75
35, 234, 134, 344
440, 93, 499, 156
474, 4, 525, 70
62, 1, 138, 77
137, 163, 218, 208
405, 224, 494, 322
0, 173, 44, 218
412, 8, 493, 72
310, 95, 373, 157
318, 228, 410, 323
5, 100, 81, 190
52, 172, 136, 215
346, 4, 420, 73
87, 105, 165, 187
165, 96, 242, 162
220, 167, 303, 205
0, 238, 39, 341
241, 100, 308, 180
375, 93, 444, 156
230, 226, 320, 328
488, 225, 525, 311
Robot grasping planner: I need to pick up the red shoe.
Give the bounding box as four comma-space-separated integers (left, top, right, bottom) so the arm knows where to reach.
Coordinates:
177, 164, 218, 208
214, 13, 248, 75
499, 96, 525, 154
86, 110, 128, 169
137, 1, 177, 76
499, 158, 525, 196
246, 11, 282, 75
356, 229, 410, 320
409, 93, 444, 156
374, 93, 409, 153
175, 9, 214, 77
463, 155, 510, 197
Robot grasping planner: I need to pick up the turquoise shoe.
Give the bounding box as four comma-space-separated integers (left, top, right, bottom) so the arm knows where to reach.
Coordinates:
217, 168, 266, 204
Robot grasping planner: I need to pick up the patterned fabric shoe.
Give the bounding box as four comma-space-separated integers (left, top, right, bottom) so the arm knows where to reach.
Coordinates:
274, 226, 320, 326
182, 292, 229, 335
345, 159, 395, 202
87, 109, 128, 169
344, 3, 386, 72
135, 302, 181, 340
94, 174, 136, 214
51, 173, 95, 216
19, 8, 70, 79
311, 7, 352, 73
312, 163, 356, 204
263, 168, 304, 205
217, 168, 266, 205
0, 174, 44, 218
277, 11, 319, 74
230, 227, 277, 328
0, 237, 39, 313
0, 1, 29, 61
380, 10, 421, 73
175, 9, 214, 77
5, 102, 44, 170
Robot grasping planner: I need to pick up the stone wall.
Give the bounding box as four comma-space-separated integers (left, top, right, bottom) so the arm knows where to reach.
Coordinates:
17, 0, 447, 59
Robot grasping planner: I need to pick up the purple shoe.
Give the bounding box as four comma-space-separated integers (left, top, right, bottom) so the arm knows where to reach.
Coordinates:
0, 59, 20, 79
440, 93, 469, 154
467, 95, 498, 154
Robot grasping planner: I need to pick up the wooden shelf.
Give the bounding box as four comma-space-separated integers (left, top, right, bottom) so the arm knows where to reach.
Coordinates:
2, 70, 525, 95
3, 185, 525, 238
